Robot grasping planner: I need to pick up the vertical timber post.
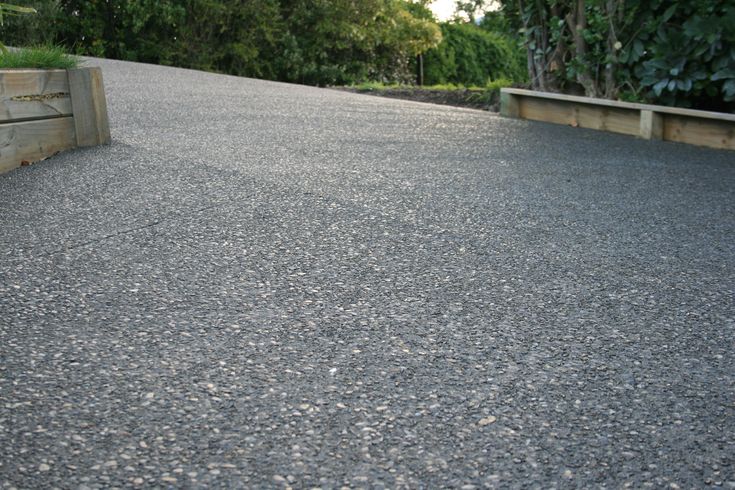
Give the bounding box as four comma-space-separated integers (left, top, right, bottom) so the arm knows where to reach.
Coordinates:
500, 89, 520, 118
639, 110, 663, 140
68, 67, 111, 147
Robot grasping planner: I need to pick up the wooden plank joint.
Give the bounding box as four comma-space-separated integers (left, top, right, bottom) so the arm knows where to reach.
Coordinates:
499, 88, 734, 150
500, 91, 520, 118
640, 110, 663, 140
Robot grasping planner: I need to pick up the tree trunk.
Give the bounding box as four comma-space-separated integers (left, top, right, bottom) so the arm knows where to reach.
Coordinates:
603, 0, 619, 99
567, 0, 598, 97
416, 54, 423, 86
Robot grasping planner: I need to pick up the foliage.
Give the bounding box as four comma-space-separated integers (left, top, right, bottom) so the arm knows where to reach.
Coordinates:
499, 0, 734, 111
1, 1, 57, 48
0, 2, 35, 24
453, 0, 488, 23
0, 44, 77, 68
423, 22, 526, 86
4, 0, 443, 86
172, 0, 284, 79
278, 0, 441, 85
51, 0, 185, 62
478, 9, 516, 37
0, 2, 37, 52
624, 1, 735, 109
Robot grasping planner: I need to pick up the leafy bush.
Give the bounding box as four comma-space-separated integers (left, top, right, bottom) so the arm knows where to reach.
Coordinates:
423, 22, 526, 86
623, 0, 735, 110
0, 1, 48, 49
500, 0, 734, 111
3, 0, 443, 87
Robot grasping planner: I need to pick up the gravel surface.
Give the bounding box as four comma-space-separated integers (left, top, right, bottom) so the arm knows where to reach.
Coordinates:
1, 58, 734, 489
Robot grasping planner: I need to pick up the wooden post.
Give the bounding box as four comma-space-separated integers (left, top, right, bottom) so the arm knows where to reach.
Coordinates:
639, 110, 663, 140
68, 67, 111, 147
500, 90, 520, 118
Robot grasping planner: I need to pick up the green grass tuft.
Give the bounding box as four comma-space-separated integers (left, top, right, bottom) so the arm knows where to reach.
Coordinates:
0, 46, 79, 69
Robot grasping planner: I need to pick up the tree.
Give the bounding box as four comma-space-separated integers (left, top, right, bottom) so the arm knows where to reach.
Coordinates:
424, 22, 526, 86
454, 0, 487, 23
279, 0, 440, 85
500, 0, 735, 110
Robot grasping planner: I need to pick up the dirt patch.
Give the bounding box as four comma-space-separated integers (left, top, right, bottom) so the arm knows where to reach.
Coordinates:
334, 87, 501, 112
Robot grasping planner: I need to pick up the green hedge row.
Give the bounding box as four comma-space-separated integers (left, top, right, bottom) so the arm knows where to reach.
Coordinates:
423, 23, 526, 87
3, 0, 526, 89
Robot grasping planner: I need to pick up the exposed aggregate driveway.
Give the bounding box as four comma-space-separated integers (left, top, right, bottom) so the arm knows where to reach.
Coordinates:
1, 58, 734, 489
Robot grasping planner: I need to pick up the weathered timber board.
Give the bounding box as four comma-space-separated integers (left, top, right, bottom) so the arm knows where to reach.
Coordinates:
504, 88, 735, 123
663, 115, 735, 151
0, 117, 76, 174
518, 97, 640, 136
0, 70, 72, 122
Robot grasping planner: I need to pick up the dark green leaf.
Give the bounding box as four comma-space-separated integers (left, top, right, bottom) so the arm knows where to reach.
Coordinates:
723, 79, 735, 96
712, 69, 735, 81
634, 39, 644, 58
0, 4, 37, 14
653, 78, 669, 96
662, 4, 677, 22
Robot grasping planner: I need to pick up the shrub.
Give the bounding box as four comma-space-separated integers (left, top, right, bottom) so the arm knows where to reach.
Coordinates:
423, 22, 525, 86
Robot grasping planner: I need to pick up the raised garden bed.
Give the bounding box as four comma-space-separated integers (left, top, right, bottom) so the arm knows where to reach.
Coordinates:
0, 67, 110, 174
500, 88, 735, 151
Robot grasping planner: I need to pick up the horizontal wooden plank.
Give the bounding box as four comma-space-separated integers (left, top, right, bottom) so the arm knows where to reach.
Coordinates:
0, 69, 72, 123
503, 88, 735, 123
0, 95, 72, 122
663, 114, 735, 151
518, 97, 640, 136
0, 117, 76, 174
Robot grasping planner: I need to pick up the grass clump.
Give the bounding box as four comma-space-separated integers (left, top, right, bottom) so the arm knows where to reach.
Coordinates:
0, 46, 79, 69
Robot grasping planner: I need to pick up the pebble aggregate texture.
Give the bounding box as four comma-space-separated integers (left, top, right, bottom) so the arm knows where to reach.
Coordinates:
1, 58, 734, 489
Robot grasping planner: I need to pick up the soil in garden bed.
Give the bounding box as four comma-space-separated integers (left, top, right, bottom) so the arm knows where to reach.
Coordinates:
334, 87, 501, 112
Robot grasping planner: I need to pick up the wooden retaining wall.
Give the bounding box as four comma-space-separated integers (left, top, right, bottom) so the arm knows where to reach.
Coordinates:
500, 88, 735, 151
0, 67, 110, 174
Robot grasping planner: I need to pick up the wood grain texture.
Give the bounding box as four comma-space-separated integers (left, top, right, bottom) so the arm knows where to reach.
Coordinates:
573, 104, 639, 136
518, 97, 640, 136
0, 69, 72, 122
502, 88, 735, 150
68, 67, 111, 147
640, 110, 664, 140
499, 91, 519, 118
503, 88, 735, 122
663, 115, 735, 151
0, 117, 76, 174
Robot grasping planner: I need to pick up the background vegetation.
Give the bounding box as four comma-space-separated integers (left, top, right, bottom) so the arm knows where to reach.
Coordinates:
2, 0, 521, 88
497, 0, 735, 111
3, 0, 732, 111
